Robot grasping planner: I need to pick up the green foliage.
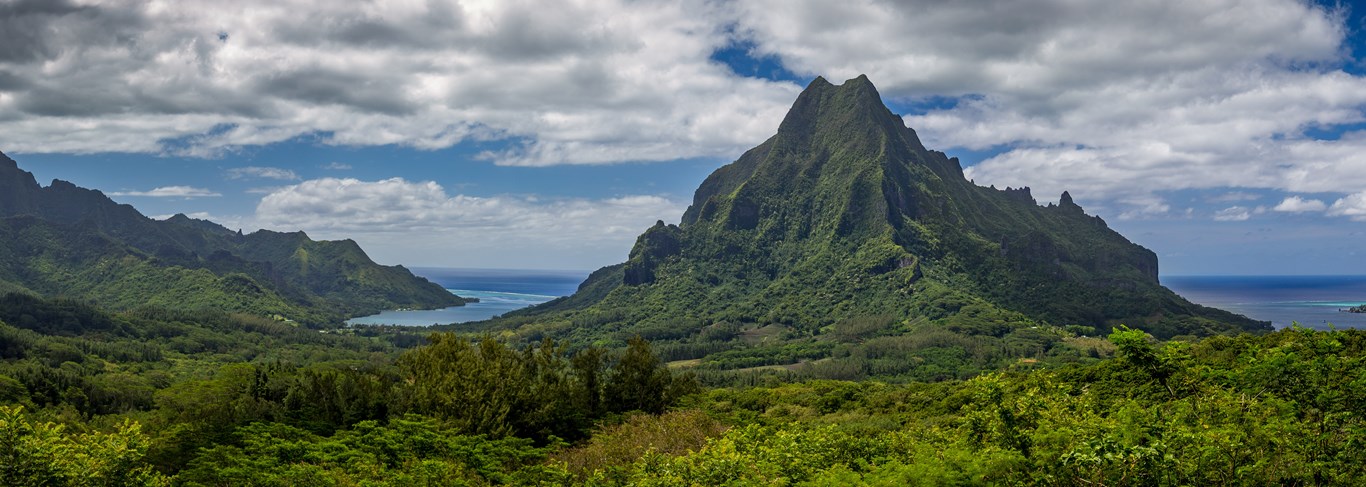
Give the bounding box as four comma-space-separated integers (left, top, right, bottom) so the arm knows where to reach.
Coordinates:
398, 335, 531, 437
0, 292, 707, 480
178, 417, 554, 486
0, 293, 433, 476
2, 289, 1364, 486
0, 293, 131, 337
397, 334, 698, 441
552, 410, 726, 483
633, 327, 1366, 486
0, 405, 169, 486
626, 423, 896, 486
605, 336, 698, 414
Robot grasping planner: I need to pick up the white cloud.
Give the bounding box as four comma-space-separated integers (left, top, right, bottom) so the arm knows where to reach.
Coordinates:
323, 162, 351, 170
252, 177, 685, 268
0, 0, 798, 166
734, 0, 1366, 215
735, 0, 1342, 98
227, 166, 299, 180
1328, 192, 1366, 221
1273, 196, 1328, 213
1114, 194, 1171, 220
3, 0, 1366, 223
1213, 206, 1252, 222
109, 186, 221, 198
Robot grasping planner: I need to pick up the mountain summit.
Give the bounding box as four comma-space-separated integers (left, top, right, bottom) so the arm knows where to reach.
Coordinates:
500, 76, 1266, 378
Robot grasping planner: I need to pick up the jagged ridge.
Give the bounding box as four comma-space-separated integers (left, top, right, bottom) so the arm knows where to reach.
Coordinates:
0, 151, 463, 324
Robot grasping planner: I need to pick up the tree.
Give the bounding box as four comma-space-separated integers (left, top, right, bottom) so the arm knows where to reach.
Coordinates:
1108, 325, 1177, 397
605, 336, 697, 414
0, 405, 169, 486
571, 347, 608, 418
397, 334, 529, 436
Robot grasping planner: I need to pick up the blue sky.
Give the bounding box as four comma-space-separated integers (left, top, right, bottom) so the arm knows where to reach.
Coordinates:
3, 0, 1366, 274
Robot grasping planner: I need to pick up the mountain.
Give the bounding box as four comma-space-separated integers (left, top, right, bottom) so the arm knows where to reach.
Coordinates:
493, 75, 1269, 380
0, 152, 463, 324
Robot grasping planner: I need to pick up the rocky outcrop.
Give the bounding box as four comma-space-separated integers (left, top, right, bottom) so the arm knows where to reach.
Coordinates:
623, 221, 682, 285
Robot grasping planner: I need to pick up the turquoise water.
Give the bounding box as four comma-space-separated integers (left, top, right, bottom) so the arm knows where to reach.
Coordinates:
348, 270, 1366, 330
346, 288, 561, 326
1164, 275, 1366, 330
345, 268, 589, 326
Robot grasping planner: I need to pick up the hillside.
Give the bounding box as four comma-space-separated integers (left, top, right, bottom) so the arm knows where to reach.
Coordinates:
4, 297, 1361, 485
0, 152, 464, 324
491, 75, 1269, 381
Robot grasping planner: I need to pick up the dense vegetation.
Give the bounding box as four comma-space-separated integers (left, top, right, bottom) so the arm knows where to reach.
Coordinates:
0, 293, 702, 484
1, 289, 1362, 485
0, 151, 463, 325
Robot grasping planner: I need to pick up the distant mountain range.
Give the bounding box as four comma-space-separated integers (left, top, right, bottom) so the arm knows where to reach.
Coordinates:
0, 152, 463, 325
493, 76, 1268, 379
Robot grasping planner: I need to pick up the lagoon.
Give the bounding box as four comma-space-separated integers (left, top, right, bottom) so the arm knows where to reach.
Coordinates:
346, 268, 589, 326
348, 270, 1366, 330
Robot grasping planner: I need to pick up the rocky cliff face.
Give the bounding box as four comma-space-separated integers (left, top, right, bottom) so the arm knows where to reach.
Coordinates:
510, 76, 1266, 340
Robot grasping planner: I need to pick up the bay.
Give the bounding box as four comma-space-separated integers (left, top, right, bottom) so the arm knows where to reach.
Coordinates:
346, 268, 590, 326
349, 271, 1366, 330
1164, 275, 1366, 330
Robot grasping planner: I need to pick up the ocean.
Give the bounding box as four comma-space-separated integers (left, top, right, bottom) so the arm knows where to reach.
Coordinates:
347, 269, 1366, 330
1164, 275, 1366, 330
345, 268, 590, 326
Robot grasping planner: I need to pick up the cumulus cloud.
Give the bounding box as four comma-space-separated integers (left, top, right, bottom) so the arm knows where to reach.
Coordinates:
1273, 196, 1328, 213
1213, 206, 1253, 222
253, 177, 686, 267
4, 0, 1366, 221
0, 0, 797, 165
1114, 194, 1171, 220
226, 166, 299, 180
733, 0, 1366, 213
1328, 192, 1366, 221
109, 186, 221, 198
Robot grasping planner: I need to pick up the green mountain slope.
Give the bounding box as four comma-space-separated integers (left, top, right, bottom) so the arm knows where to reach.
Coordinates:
0, 152, 463, 324
494, 76, 1268, 381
